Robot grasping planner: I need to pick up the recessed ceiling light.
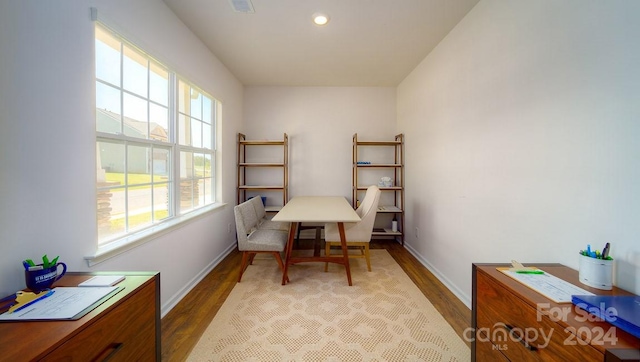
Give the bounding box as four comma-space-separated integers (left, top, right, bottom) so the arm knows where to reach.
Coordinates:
312, 13, 330, 26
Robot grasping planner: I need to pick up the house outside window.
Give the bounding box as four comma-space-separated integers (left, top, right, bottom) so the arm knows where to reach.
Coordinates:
95, 23, 217, 246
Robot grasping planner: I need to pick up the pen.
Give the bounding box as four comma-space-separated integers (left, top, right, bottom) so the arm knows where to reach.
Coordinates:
516, 270, 544, 274
22, 260, 31, 270
11, 290, 55, 313
0, 293, 16, 312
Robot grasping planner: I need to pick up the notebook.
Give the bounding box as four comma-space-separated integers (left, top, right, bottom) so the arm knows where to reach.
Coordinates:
78, 275, 125, 287
571, 295, 640, 339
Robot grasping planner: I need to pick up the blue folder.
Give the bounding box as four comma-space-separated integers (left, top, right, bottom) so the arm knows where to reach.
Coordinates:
571, 295, 640, 339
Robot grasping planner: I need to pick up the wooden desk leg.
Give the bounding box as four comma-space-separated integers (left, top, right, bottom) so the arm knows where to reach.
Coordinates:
338, 222, 353, 286
282, 222, 298, 285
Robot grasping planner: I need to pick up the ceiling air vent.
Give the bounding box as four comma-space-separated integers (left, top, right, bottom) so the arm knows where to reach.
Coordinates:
229, 0, 255, 13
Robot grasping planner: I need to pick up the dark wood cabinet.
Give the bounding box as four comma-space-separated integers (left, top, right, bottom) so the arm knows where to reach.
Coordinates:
0, 272, 160, 361
472, 264, 640, 361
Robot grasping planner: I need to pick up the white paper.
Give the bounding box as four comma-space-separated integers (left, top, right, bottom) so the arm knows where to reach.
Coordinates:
0, 286, 119, 321
499, 269, 595, 303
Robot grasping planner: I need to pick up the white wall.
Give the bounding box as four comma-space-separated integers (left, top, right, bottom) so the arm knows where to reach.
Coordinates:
398, 0, 640, 306
244, 87, 397, 199
0, 0, 243, 313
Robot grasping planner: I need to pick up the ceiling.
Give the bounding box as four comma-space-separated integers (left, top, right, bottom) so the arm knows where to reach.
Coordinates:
162, 0, 480, 87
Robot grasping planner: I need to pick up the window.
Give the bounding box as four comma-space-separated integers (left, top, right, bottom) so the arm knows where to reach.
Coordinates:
177, 80, 216, 212
95, 24, 217, 246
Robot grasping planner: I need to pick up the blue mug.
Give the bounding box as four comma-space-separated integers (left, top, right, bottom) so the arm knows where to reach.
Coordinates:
25, 263, 67, 292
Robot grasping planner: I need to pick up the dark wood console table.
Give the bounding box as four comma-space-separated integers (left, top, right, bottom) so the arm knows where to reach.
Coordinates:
0, 271, 160, 361
472, 263, 640, 361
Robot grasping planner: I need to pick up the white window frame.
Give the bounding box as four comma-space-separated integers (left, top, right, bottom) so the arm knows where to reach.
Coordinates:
88, 21, 221, 266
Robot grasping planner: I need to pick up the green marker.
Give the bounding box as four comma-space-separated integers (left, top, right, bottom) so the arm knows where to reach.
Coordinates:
516, 270, 544, 274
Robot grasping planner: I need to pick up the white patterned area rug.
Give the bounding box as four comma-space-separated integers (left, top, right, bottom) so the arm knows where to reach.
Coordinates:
188, 249, 470, 361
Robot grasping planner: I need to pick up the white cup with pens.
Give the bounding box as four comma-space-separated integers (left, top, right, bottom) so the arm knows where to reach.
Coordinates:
578, 243, 613, 290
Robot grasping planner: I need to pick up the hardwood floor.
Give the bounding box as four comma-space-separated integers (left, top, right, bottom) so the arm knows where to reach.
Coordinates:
161, 239, 471, 361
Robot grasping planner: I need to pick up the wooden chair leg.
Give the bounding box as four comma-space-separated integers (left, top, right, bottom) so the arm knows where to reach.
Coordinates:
240, 251, 290, 283
325, 241, 372, 272
295, 225, 302, 248
273, 251, 289, 283
238, 251, 251, 282
324, 242, 332, 272
364, 243, 371, 272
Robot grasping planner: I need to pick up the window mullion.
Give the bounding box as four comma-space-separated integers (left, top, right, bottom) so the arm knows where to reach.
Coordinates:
150, 144, 155, 223
146, 60, 154, 223
147, 59, 151, 139
119, 42, 125, 136
123, 140, 129, 232
169, 72, 179, 217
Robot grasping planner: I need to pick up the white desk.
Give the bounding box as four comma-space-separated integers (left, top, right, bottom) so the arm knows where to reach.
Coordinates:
272, 196, 361, 286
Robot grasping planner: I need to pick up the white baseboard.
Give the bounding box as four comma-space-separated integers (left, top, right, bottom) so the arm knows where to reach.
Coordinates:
403, 243, 472, 309
160, 242, 237, 318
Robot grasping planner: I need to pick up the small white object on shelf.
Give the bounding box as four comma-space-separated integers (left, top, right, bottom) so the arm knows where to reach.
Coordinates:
78, 275, 125, 287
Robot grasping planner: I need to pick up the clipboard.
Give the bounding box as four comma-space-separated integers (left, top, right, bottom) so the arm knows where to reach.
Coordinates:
498, 267, 594, 303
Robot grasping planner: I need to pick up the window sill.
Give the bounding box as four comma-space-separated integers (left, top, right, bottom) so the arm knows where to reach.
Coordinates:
85, 202, 227, 267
